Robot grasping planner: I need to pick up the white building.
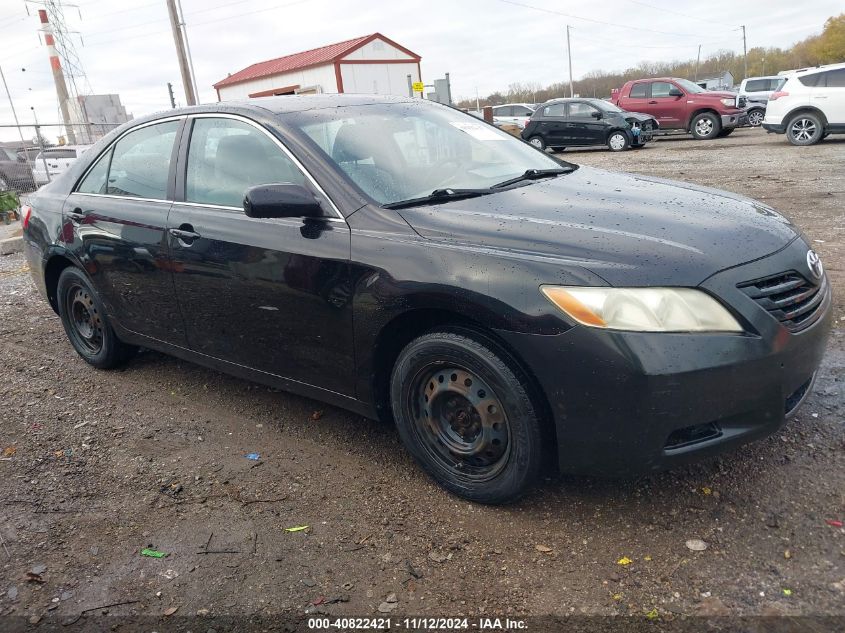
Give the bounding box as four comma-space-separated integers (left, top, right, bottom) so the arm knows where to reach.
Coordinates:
213, 33, 422, 100
66, 94, 131, 144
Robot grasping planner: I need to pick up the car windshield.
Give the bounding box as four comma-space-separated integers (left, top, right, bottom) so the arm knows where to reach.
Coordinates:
286, 101, 570, 205
594, 101, 624, 113
674, 78, 707, 94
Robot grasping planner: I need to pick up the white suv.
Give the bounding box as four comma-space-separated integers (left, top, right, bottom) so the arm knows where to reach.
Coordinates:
491, 103, 536, 129
762, 63, 845, 145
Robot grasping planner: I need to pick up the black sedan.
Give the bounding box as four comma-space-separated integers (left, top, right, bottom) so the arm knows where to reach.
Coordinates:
522, 98, 658, 152
21, 95, 830, 504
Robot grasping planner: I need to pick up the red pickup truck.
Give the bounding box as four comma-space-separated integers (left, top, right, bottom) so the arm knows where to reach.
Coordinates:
612, 77, 747, 140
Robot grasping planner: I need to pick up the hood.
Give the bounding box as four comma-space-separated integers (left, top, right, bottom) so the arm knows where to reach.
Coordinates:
397, 166, 798, 287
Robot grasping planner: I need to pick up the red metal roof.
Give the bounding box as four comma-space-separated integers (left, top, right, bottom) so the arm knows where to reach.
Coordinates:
213, 33, 421, 89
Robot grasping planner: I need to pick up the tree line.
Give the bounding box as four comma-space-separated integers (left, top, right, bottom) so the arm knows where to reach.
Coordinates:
456, 13, 845, 108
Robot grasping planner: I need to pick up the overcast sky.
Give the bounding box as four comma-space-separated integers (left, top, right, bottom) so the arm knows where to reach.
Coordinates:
0, 0, 841, 142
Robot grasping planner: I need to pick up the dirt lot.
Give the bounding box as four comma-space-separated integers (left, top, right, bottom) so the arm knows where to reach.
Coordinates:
1, 128, 843, 631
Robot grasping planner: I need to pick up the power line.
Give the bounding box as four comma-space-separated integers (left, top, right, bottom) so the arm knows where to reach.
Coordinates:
492, 0, 730, 40
619, 0, 734, 28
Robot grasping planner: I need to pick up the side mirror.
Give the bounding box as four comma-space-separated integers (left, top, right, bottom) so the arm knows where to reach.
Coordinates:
591, 111, 603, 119
668, 87, 683, 97
243, 183, 324, 219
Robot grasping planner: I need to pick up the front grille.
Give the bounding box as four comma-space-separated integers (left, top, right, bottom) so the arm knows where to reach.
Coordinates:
737, 96, 747, 108
738, 271, 826, 332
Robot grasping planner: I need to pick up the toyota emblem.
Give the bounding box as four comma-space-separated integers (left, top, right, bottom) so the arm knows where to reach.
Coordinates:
806, 250, 823, 280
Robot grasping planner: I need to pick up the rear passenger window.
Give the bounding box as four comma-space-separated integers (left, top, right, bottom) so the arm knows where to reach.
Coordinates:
629, 83, 648, 98
542, 103, 566, 117
824, 69, 845, 87
76, 149, 112, 194
106, 120, 179, 200
744, 79, 769, 92
185, 117, 307, 208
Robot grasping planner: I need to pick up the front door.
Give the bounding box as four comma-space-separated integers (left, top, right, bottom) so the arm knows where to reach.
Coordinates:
63, 118, 187, 345
564, 102, 606, 145
167, 115, 355, 395
646, 81, 685, 129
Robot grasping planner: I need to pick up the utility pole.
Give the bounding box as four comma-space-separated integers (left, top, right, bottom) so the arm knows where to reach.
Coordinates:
175, 0, 200, 103
166, 0, 196, 105
694, 44, 701, 81
30, 107, 51, 183
741, 25, 748, 80
37, 9, 75, 144
566, 25, 574, 98
0, 63, 36, 183
167, 82, 176, 108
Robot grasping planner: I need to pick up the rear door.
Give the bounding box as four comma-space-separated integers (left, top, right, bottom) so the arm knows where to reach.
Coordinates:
167, 115, 354, 394
816, 68, 845, 125
537, 102, 567, 146
621, 82, 649, 115
63, 117, 187, 345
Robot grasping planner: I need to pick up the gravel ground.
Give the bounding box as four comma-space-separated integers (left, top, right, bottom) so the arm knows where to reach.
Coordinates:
0, 128, 843, 631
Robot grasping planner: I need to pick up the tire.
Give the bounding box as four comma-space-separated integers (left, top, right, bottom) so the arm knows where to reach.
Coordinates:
390, 330, 544, 504
787, 113, 824, 145
607, 131, 630, 151
56, 267, 137, 369
527, 136, 546, 150
717, 128, 735, 137
747, 109, 765, 127
690, 112, 721, 140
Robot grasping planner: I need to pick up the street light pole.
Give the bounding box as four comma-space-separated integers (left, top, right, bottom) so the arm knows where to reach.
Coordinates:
566, 25, 574, 98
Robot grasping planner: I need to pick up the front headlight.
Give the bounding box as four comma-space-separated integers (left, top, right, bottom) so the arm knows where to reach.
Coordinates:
720, 98, 736, 107
540, 286, 743, 333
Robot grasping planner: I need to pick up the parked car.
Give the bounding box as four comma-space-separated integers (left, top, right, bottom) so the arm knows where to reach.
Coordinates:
0, 147, 36, 192
521, 98, 657, 152
32, 145, 91, 185
738, 75, 785, 126
762, 63, 845, 145
491, 103, 536, 128
613, 77, 746, 139
22, 95, 831, 503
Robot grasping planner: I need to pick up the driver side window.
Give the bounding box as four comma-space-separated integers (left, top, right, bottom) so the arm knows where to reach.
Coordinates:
651, 82, 677, 98
185, 117, 307, 208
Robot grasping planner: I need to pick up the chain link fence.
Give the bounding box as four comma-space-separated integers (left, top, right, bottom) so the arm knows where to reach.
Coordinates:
0, 122, 122, 197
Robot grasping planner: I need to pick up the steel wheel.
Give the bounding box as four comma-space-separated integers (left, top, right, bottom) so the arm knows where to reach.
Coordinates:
747, 110, 765, 127
413, 366, 511, 481
528, 136, 545, 150
65, 284, 104, 355
608, 132, 628, 151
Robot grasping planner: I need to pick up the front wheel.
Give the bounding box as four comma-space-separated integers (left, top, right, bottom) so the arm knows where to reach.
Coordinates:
57, 267, 137, 369
787, 113, 824, 146
527, 136, 546, 150
747, 109, 765, 127
607, 131, 630, 151
690, 112, 721, 140
390, 330, 543, 504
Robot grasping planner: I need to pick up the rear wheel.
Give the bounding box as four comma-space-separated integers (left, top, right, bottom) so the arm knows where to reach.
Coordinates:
390, 330, 543, 504
690, 112, 721, 140
787, 113, 824, 146
57, 267, 137, 369
607, 131, 630, 151
527, 136, 546, 150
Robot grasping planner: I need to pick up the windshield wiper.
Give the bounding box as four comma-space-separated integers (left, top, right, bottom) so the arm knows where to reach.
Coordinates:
383, 188, 494, 210
492, 168, 573, 189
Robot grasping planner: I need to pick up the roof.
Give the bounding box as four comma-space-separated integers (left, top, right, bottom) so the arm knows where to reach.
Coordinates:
213, 33, 421, 89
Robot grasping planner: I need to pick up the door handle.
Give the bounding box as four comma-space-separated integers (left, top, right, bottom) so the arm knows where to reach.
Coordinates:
648, 100, 658, 104
169, 225, 201, 243
68, 208, 84, 224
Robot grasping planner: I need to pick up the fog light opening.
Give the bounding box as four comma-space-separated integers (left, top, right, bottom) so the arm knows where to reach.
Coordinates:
664, 422, 722, 450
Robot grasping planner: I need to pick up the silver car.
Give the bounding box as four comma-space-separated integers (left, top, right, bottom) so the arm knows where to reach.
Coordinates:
738, 76, 785, 127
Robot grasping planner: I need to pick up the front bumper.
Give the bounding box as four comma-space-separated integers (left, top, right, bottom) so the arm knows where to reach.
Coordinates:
721, 112, 744, 129
496, 238, 832, 477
